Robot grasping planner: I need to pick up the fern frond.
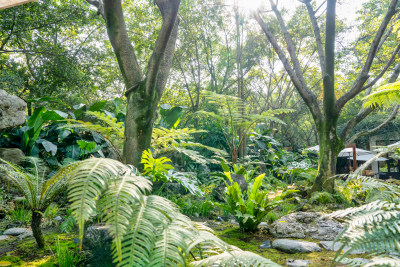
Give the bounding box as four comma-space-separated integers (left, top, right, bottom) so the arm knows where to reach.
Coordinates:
364, 255, 400, 266
119, 195, 179, 266
67, 158, 134, 248
190, 248, 281, 267
364, 81, 400, 108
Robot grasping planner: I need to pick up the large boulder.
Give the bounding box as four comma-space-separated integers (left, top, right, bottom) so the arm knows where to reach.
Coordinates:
0, 90, 26, 130
272, 239, 321, 253
0, 148, 25, 165
269, 212, 343, 241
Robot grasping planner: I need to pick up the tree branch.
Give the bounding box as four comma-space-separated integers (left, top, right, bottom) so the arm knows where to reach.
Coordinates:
346, 105, 399, 145
336, 0, 399, 110
145, 0, 180, 96
86, 0, 105, 20
103, 0, 143, 89
254, 9, 321, 121
303, 0, 325, 77
362, 42, 400, 91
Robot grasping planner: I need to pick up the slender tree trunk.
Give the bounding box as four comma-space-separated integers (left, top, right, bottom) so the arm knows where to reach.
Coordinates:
31, 211, 44, 248
313, 120, 343, 193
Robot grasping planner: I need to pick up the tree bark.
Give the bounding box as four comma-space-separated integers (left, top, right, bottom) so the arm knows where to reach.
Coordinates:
31, 211, 44, 248
101, 0, 180, 167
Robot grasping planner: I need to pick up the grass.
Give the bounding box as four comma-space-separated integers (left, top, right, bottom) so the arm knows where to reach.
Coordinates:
0, 228, 78, 267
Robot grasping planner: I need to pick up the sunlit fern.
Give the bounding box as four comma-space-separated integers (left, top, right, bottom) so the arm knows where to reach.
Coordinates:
64, 111, 226, 164
364, 81, 400, 108
66, 158, 280, 266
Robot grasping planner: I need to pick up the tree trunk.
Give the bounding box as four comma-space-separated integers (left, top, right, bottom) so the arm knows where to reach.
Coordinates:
313, 121, 343, 193
123, 83, 158, 167
31, 210, 44, 248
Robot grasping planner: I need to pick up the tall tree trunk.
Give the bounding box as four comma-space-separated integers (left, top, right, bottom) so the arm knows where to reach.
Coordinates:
31, 211, 44, 248
123, 84, 158, 166
100, 0, 180, 167
313, 121, 343, 193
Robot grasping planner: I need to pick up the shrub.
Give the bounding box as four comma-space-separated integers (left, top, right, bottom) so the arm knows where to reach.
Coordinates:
221, 172, 297, 232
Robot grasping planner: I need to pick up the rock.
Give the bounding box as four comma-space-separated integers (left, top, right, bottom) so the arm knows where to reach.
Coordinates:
352, 258, 372, 264
3, 228, 29, 236
0, 148, 25, 165
319, 241, 366, 255
230, 219, 239, 225
17, 230, 33, 240
0, 235, 10, 241
286, 259, 312, 267
272, 239, 322, 253
269, 212, 343, 241
258, 222, 268, 228
0, 90, 26, 130
54, 216, 63, 221
82, 224, 113, 266
215, 174, 247, 201
259, 240, 271, 249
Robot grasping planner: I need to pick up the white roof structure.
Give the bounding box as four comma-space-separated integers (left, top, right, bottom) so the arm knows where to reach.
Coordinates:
306, 145, 388, 161
0, 0, 35, 9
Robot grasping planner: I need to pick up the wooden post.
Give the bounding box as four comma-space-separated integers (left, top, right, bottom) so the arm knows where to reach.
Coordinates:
0, 0, 35, 10
347, 143, 357, 171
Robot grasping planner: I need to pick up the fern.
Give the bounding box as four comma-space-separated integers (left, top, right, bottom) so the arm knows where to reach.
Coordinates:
0, 157, 80, 248
66, 158, 279, 266
329, 200, 400, 263
364, 81, 400, 108
65, 112, 225, 164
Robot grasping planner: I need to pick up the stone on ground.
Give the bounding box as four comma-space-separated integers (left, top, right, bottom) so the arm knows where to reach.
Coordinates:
269, 212, 343, 241
319, 241, 366, 255
259, 240, 271, 249
0, 90, 26, 130
0, 235, 10, 241
17, 230, 33, 240
3, 228, 29, 236
286, 259, 312, 267
272, 239, 321, 253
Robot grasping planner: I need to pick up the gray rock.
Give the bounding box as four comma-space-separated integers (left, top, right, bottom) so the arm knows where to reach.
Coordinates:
18, 230, 33, 240
258, 222, 268, 228
3, 228, 29, 236
269, 212, 343, 241
272, 239, 322, 253
319, 241, 366, 255
215, 174, 247, 201
230, 219, 239, 225
54, 216, 63, 221
286, 259, 312, 267
0, 90, 26, 130
259, 240, 271, 249
0, 235, 11, 241
82, 224, 113, 266
0, 148, 25, 165
82, 225, 112, 250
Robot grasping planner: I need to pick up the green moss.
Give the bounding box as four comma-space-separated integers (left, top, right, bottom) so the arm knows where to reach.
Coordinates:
213, 223, 369, 266
0, 229, 77, 267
